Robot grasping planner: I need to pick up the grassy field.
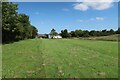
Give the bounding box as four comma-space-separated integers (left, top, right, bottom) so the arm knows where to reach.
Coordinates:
82, 34, 119, 41
2, 39, 118, 78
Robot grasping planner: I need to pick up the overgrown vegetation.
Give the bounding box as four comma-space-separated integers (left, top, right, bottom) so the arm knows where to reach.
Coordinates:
82, 34, 119, 41
2, 2, 38, 43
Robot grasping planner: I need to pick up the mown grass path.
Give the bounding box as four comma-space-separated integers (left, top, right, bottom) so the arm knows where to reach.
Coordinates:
2, 39, 118, 78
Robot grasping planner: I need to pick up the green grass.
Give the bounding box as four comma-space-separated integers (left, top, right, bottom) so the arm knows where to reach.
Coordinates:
2, 39, 118, 78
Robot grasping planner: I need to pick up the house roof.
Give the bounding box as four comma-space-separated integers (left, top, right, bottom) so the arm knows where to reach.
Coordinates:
37, 34, 48, 37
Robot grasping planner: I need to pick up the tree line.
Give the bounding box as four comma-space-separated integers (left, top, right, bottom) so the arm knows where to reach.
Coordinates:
2, 2, 120, 42
50, 28, 120, 38
2, 2, 38, 43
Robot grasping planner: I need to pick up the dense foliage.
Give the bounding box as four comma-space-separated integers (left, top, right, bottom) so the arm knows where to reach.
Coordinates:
2, 2, 38, 43
60, 28, 120, 38
60, 29, 70, 38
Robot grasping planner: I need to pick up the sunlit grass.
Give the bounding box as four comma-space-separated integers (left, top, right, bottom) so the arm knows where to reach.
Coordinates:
2, 39, 118, 78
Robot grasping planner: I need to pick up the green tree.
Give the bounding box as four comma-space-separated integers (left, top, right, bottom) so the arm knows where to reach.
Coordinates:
50, 28, 58, 38
60, 29, 70, 38
82, 30, 89, 37
70, 31, 75, 37
2, 2, 18, 42
101, 29, 107, 36
74, 29, 83, 37
2, 2, 38, 43
89, 30, 97, 36
108, 29, 115, 35
31, 25, 38, 38
116, 28, 120, 34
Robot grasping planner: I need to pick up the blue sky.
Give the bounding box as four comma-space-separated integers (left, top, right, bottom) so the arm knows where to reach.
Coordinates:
15, 2, 118, 34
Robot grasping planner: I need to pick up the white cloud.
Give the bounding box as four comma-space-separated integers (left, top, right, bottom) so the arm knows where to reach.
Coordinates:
83, 0, 113, 2
77, 17, 104, 22
74, 0, 114, 11
74, 3, 89, 11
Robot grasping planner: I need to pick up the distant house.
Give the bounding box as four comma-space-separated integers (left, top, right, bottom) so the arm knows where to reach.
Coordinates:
37, 34, 48, 38
48, 35, 62, 39
53, 35, 62, 38
37, 34, 62, 39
